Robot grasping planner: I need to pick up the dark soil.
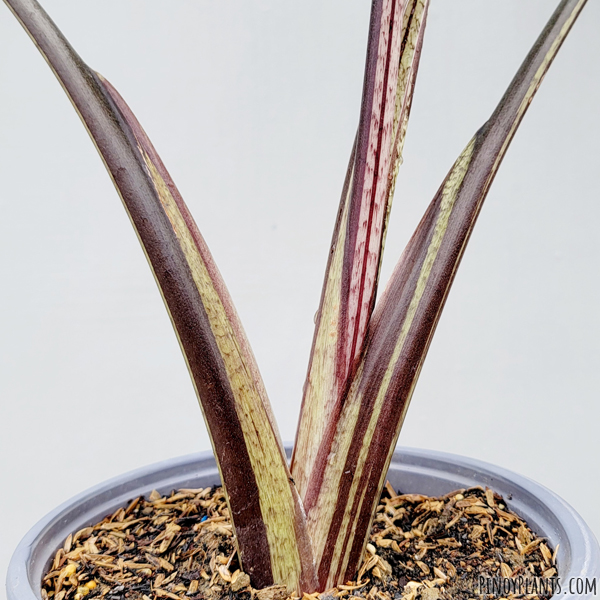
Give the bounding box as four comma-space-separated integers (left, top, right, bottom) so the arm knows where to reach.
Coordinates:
41, 483, 557, 600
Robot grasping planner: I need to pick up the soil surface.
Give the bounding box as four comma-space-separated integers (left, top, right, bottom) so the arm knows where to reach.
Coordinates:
41, 483, 557, 600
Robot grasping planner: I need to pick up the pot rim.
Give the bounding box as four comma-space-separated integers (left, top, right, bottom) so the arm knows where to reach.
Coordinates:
7, 446, 600, 600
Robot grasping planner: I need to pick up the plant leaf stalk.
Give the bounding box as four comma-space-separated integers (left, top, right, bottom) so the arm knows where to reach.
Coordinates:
301, 0, 587, 589
2, 0, 317, 592
292, 0, 429, 519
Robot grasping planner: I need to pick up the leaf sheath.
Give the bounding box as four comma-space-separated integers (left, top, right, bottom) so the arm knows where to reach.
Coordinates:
305, 0, 587, 589
4, 0, 317, 592
292, 0, 429, 532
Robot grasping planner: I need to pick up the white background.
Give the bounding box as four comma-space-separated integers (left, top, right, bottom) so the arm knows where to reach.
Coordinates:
1, 0, 599, 593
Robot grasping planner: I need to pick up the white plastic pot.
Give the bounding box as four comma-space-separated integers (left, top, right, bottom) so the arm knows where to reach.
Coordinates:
7, 447, 600, 600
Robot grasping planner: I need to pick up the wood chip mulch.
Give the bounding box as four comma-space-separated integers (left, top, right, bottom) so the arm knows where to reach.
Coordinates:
41, 483, 558, 600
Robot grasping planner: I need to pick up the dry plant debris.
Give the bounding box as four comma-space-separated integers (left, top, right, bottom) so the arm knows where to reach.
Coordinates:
42, 484, 556, 600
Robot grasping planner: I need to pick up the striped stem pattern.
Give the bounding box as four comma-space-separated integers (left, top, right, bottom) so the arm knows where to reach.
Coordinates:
304, 0, 587, 589
3, 0, 589, 593
292, 0, 429, 516
3, 0, 317, 592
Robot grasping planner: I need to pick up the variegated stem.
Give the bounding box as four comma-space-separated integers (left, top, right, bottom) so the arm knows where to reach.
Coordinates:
292, 0, 429, 511
3, 0, 317, 592
306, 0, 587, 588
